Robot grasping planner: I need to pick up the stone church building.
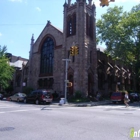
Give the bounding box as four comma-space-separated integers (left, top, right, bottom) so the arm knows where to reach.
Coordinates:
21, 0, 135, 97
26, 0, 98, 97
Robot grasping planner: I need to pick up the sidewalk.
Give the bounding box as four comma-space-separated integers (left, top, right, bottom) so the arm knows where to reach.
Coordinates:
52, 100, 112, 107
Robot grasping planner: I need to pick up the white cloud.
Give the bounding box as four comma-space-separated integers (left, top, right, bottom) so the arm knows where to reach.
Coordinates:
0, 33, 2, 37
36, 7, 41, 12
94, 0, 100, 7
9, 0, 22, 2
132, 0, 140, 2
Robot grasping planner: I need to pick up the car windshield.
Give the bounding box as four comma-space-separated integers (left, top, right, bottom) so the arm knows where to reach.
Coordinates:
18, 93, 26, 96
130, 93, 138, 96
43, 91, 51, 95
112, 92, 121, 96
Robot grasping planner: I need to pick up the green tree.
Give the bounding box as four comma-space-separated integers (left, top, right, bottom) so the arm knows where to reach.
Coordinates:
96, 4, 140, 90
96, 4, 140, 65
0, 45, 14, 90
96, 6, 127, 58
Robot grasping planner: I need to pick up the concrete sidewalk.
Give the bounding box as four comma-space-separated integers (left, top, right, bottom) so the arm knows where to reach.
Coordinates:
52, 100, 112, 107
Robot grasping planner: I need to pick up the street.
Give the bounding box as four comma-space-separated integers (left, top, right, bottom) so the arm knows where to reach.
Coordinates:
0, 100, 140, 140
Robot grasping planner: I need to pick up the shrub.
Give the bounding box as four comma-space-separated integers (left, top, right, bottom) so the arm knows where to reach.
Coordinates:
75, 90, 82, 99
22, 86, 34, 95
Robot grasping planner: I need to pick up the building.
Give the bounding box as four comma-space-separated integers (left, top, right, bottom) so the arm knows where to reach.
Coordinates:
21, 0, 136, 98
24, 0, 97, 97
8, 54, 28, 93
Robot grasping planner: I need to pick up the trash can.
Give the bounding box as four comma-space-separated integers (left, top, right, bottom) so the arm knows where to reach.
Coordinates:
59, 98, 65, 105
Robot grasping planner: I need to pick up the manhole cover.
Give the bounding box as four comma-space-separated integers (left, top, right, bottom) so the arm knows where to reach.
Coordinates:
0, 127, 15, 132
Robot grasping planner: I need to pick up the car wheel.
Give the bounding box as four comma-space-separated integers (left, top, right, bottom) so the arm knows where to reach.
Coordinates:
9, 98, 12, 101
35, 99, 39, 105
17, 98, 19, 102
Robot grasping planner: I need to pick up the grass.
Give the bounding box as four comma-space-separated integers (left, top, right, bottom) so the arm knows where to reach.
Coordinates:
68, 97, 91, 103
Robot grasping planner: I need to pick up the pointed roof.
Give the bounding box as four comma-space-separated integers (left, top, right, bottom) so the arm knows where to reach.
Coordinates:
10, 60, 28, 69
34, 21, 63, 46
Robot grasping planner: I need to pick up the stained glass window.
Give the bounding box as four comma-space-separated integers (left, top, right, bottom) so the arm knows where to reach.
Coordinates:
40, 37, 54, 76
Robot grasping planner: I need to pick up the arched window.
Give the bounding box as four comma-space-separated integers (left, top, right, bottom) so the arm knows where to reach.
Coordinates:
86, 13, 93, 39
67, 13, 76, 37
89, 16, 93, 39
86, 13, 89, 36
40, 37, 54, 76
72, 13, 76, 35
67, 16, 73, 36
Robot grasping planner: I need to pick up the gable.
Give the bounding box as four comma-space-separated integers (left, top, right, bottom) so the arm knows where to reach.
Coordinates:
32, 21, 63, 53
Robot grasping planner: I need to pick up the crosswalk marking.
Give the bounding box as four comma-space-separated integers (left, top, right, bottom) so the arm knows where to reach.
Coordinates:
1, 101, 140, 114
0, 108, 40, 114
94, 105, 140, 110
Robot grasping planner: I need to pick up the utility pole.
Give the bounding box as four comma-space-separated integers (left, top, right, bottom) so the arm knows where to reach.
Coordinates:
62, 59, 71, 104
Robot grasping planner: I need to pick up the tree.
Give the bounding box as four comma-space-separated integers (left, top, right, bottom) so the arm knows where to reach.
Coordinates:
96, 4, 140, 91
96, 4, 140, 64
0, 45, 14, 90
96, 6, 128, 60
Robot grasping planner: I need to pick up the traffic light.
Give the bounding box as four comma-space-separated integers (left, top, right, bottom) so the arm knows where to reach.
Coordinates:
100, 0, 115, 7
100, 0, 109, 7
75, 46, 79, 55
67, 82, 72, 87
70, 46, 75, 56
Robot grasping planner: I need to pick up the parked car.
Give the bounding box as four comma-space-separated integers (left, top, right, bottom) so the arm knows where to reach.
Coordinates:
24, 89, 53, 104
9, 93, 26, 102
111, 92, 125, 103
0, 93, 4, 100
129, 93, 140, 102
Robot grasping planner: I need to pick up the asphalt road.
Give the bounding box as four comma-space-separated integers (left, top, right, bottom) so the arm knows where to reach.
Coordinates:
0, 100, 140, 140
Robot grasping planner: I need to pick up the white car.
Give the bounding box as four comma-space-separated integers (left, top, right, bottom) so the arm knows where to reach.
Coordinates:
9, 93, 26, 102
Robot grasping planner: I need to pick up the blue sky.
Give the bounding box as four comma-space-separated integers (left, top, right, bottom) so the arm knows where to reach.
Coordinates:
0, 0, 140, 59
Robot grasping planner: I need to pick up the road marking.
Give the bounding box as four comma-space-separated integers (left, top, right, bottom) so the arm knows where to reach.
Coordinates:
94, 105, 140, 110
0, 108, 39, 114
0, 106, 16, 109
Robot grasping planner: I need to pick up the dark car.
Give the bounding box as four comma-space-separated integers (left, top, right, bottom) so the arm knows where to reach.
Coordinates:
0, 93, 4, 100
129, 93, 140, 102
111, 92, 125, 103
24, 89, 53, 104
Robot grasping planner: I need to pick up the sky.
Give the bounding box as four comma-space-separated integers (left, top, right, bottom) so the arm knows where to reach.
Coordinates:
0, 0, 140, 59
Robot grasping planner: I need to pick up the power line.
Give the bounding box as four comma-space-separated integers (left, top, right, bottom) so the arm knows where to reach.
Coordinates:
0, 23, 45, 26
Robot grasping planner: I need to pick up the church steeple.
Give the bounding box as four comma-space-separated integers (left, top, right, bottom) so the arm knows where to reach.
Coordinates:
76, 0, 86, 2
88, 0, 92, 6
63, 0, 97, 96
31, 34, 34, 46
68, 0, 71, 6
30, 34, 34, 58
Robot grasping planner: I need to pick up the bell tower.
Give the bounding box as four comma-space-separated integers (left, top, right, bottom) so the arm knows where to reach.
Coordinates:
63, 0, 98, 96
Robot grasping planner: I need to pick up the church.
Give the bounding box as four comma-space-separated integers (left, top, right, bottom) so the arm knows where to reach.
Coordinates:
21, 0, 135, 98
25, 0, 98, 97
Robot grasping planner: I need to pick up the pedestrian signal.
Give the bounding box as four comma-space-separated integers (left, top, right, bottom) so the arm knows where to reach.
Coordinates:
67, 82, 72, 87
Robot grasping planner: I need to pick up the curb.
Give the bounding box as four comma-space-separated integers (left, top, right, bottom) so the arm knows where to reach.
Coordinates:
57, 101, 111, 107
